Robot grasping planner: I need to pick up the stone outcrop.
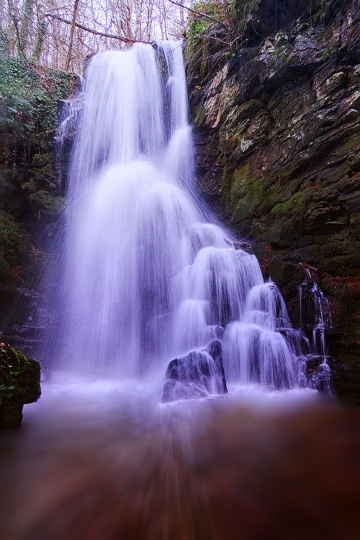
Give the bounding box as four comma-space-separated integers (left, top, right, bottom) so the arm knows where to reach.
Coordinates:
0, 57, 78, 353
162, 340, 227, 403
0, 343, 41, 429
186, 0, 360, 406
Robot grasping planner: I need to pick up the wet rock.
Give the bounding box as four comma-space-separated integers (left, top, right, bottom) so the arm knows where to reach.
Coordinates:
162, 339, 227, 403
235, 0, 322, 44
0, 60, 77, 355
28, 190, 65, 220
303, 355, 333, 392
186, 0, 360, 406
0, 344, 41, 429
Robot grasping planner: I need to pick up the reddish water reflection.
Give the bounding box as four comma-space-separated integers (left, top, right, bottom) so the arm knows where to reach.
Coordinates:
1, 383, 359, 539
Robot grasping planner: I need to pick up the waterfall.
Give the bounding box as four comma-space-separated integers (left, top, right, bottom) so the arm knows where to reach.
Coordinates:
45, 41, 315, 390
298, 268, 333, 391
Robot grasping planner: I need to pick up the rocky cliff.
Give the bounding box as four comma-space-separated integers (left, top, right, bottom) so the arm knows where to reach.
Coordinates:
186, 0, 360, 406
0, 57, 77, 354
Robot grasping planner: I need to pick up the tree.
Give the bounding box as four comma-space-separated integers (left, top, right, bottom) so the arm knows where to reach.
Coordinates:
0, 0, 197, 72
65, 0, 80, 71
19, 0, 35, 53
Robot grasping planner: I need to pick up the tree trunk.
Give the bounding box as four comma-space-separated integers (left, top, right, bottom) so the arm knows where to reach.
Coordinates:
32, 19, 47, 62
19, 0, 35, 54
65, 0, 80, 71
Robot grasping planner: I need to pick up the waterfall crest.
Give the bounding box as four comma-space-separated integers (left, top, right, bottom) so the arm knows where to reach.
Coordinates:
49, 41, 309, 389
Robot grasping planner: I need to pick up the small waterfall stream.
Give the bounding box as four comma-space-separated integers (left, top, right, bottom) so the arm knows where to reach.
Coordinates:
298, 268, 333, 392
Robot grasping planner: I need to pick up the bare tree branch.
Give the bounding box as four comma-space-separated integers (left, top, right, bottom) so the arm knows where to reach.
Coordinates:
44, 13, 151, 45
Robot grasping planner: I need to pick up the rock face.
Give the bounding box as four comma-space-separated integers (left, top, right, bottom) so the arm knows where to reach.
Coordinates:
0, 343, 41, 429
162, 340, 227, 403
0, 57, 78, 353
186, 0, 360, 406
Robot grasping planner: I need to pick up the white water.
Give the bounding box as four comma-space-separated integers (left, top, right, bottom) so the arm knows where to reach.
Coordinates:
298, 268, 333, 391
46, 41, 312, 391
1, 42, 343, 540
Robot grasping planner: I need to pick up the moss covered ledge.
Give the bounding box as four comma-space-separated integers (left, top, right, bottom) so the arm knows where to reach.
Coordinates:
0, 342, 40, 429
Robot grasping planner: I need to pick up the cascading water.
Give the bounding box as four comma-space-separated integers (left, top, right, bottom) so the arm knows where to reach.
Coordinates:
46, 41, 317, 392
2, 43, 347, 540
298, 268, 333, 392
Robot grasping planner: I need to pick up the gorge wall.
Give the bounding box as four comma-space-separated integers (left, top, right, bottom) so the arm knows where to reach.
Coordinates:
0, 57, 77, 354
186, 0, 360, 406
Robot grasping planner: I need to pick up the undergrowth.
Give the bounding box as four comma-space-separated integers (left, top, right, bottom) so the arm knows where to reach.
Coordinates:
186, 0, 259, 81
0, 56, 77, 142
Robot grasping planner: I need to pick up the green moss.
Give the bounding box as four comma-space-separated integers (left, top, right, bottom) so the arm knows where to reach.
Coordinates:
274, 44, 288, 60
0, 344, 40, 428
253, 193, 306, 243
0, 210, 31, 265
193, 104, 206, 128
0, 56, 77, 140
282, 52, 291, 64
29, 189, 64, 218
0, 344, 33, 404
271, 192, 305, 216
322, 48, 331, 61
225, 165, 281, 222
29, 153, 57, 190
226, 99, 262, 128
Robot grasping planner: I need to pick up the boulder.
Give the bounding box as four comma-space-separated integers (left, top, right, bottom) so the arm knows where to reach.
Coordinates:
162, 339, 227, 403
303, 355, 333, 392
0, 343, 41, 429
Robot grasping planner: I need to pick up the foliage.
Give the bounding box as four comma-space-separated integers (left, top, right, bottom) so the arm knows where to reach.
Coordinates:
0, 343, 31, 404
186, 0, 259, 81
193, 0, 237, 26
0, 211, 31, 265
187, 0, 237, 45
187, 0, 259, 40
0, 56, 78, 140
29, 190, 65, 219
0, 55, 75, 283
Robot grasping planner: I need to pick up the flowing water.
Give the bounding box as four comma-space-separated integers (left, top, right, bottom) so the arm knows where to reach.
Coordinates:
2, 41, 355, 540
298, 268, 333, 391
42, 41, 313, 391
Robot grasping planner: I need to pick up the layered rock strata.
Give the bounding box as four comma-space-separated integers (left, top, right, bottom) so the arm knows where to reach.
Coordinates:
186, 0, 360, 406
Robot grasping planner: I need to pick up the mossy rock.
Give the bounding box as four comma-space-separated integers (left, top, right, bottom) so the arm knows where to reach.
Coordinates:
0, 343, 41, 429
0, 57, 78, 140
29, 190, 65, 219
0, 400, 24, 429
0, 256, 12, 282
193, 104, 206, 128
271, 192, 306, 217
225, 165, 282, 223
0, 209, 32, 267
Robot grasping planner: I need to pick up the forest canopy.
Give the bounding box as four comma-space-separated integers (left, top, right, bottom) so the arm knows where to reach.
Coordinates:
0, 0, 196, 72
